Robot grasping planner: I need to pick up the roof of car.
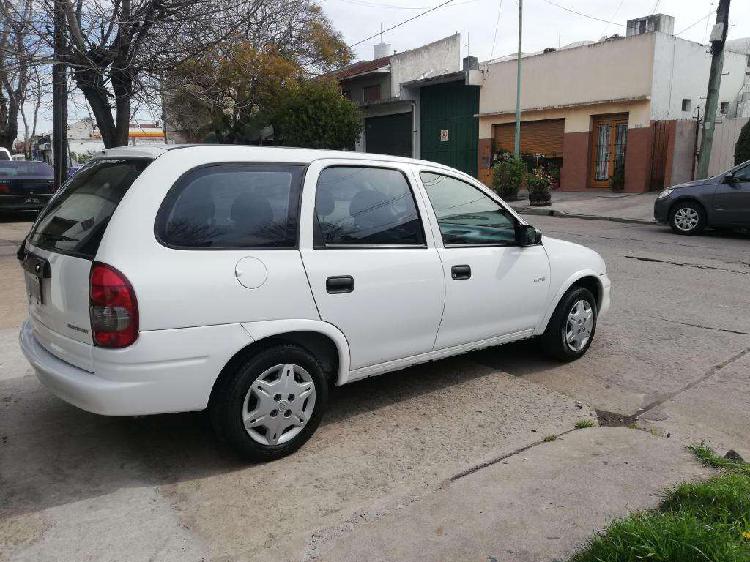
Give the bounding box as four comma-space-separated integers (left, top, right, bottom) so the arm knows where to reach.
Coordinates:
94, 144, 459, 172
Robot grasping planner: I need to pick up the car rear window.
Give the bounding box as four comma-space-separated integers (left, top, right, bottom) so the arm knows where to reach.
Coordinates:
156, 163, 305, 249
28, 158, 150, 259
0, 161, 53, 177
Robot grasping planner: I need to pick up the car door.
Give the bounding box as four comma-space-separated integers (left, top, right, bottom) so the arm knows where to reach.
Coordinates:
299, 160, 444, 370
712, 163, 750, 225
417, 169, 551, 350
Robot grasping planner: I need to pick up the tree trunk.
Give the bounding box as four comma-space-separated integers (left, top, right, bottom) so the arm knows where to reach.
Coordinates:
0, 98, 19, 151
73, 67, 119, 148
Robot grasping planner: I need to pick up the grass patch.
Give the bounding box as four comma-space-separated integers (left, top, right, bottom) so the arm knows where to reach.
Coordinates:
575, 419, 595, 429
543, 434, 557, 442
569, 444, 750, 562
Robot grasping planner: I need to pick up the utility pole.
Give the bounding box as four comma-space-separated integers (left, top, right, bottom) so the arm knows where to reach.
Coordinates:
513, 0, 523, 157
697, 0, 730, 179
52, 0, 68, 189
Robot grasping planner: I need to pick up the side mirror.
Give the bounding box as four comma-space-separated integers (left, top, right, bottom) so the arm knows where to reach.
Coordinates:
724, 173, 739, 184
516, 224, 542, 246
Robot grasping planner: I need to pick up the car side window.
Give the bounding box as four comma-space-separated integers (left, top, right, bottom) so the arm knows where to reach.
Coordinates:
733, 164, 750, 181
158, 164, 304, 249
314, 166, 425, 247
420, 172, 518, 246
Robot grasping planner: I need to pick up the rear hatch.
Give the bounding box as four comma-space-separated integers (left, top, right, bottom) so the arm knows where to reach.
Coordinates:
21, 158, 151, 370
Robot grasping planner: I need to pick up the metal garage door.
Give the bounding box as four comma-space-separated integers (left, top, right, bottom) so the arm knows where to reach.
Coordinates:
420, 82, 480, 177
493, 119, 565, 157
365, 112, 413, 157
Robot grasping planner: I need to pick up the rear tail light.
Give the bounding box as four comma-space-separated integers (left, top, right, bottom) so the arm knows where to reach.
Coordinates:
89, 262, 138, 348
0, 184, 9, 194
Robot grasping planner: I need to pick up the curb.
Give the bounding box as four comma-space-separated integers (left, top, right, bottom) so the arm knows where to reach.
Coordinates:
511, 205, 657, 226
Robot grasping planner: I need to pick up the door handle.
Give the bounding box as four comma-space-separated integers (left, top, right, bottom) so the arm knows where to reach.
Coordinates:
326, 275, 354, 294
451, 265, 471, 280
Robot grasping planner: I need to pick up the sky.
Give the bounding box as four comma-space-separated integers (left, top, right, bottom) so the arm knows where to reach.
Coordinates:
25, 0, 750, 138
320, 0, 750, 63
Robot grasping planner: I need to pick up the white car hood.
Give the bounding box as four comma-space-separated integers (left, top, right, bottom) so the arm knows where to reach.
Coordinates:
542, 236, 607, 276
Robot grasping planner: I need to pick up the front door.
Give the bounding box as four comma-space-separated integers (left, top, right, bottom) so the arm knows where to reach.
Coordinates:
417, 170, 550, 350
590, 114, 628, 188
712, 162, 750, 225
300, 161, 444, 370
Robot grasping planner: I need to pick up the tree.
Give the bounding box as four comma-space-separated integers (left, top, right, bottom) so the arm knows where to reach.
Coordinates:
166, 2, 351, 143
51, 0, 350, 148
0, 0, 36, 150
735, 119, 750, 165
272, 78, 361, 150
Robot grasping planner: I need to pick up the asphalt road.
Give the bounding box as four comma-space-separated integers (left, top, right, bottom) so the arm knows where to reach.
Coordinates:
1, 212, 748, 561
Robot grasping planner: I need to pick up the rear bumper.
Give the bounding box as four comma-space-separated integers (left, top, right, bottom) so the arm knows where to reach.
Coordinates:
20, 319, 254, 416
0, 193, 52, 210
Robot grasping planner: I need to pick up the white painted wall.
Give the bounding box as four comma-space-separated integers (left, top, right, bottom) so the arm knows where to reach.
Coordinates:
390, 34, 461, 99
651, 33, 748, 121
479, 34, 655, 118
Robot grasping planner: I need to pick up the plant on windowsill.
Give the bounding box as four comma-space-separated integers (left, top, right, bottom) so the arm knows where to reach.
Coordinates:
492, 153, 526, 201
610, 163, 625, 192
527, 167, 552, 206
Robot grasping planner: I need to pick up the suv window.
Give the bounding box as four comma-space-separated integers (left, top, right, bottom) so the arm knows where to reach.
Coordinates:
315, 166, 424, 247
28, 158, 150, 258
420, 172, 518, 246
158, 164, 304, 249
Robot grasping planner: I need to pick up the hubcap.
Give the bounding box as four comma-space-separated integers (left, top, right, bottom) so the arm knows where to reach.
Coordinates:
565, 299, 594, 352
673, 207, 700, 232
242, 364, 316, 446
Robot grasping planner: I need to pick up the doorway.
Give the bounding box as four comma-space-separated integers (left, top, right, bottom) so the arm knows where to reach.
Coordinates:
590, 114, 628, 188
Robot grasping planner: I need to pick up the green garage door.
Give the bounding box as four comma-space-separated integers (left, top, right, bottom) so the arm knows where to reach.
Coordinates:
420, 82, 479, 177
365, 112, 413, 157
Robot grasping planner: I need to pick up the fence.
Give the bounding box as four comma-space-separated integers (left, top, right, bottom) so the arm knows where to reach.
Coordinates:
707, 117, 749, 176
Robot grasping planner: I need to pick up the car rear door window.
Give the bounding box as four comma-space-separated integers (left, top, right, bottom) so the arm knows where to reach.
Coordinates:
158, 164, 304, 249
420, 172, 518, 246
314, 166, 425, 247
28, 158, 151, 258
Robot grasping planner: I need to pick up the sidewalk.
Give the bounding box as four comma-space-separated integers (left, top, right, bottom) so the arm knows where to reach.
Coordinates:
508, 191, 659, 225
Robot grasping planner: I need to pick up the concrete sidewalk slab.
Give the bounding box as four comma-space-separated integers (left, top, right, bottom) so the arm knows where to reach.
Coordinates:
313, 427, 711, 562
509, 192, 659, 225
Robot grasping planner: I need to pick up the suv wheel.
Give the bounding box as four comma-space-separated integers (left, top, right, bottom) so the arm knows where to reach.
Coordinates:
669, 201, 706, 235
210, 345, 328, 461
541, 286, 597, 362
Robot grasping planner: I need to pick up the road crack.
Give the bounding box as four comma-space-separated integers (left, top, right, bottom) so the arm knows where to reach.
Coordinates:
646, 314, 749, 335
624, 255, 749, 275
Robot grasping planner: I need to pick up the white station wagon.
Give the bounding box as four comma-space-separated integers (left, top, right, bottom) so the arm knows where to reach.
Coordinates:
19, 145, 610, 460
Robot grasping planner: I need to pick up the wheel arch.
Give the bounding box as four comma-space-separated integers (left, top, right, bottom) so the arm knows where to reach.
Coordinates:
209, 320, 351, 408
669, 196, 708, 219
536, 271, 604, 335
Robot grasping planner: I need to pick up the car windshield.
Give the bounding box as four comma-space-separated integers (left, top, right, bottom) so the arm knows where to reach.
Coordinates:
0, 161, 53, 177
28, 158, 150, 258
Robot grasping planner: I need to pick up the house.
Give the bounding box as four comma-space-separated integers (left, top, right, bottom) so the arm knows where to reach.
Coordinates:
476, 14, 750, 192
335, 34, 483, 177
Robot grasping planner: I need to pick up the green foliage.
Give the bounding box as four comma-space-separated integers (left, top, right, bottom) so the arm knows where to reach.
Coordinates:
735, 119, 750, 165
542, 434, 557, 442
492, 154, 526, 200
574, 419, 595, 429
569, 443, 750, 562
272, 79, 362, 150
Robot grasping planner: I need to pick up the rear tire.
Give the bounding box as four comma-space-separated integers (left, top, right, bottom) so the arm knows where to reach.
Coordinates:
541, 287, 597, 362
669, 201, 706, 235
210, 345, 328, 461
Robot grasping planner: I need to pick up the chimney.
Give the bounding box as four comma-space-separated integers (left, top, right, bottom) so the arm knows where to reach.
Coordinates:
463, 56, 479, 71
626, 14, 675, 37
374, 42, 391, 59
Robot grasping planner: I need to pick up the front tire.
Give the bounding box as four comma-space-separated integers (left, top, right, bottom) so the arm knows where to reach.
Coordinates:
541, 287, 597, 362
210, 345, 329, 461
669, 201, 706, 235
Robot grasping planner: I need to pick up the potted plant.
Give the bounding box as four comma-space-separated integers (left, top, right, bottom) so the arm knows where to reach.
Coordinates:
492, 153, 526, 201
610, 162, 625, 192
527, 167, 552, 206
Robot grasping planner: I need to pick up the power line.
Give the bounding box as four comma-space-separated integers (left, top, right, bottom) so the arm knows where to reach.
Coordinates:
601, 0, 625, 36
651, 0, 661, 14
675, 9, 715, 36
349, 0, 456, 48
489, 0, 504, 59
540, 0, 625, 27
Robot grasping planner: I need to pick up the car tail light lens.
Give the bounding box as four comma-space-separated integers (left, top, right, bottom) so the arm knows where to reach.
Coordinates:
0, 183, 9, 194
89, 262, 138, 348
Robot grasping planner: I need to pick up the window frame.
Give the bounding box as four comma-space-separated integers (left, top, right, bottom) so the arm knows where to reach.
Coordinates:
417, 168, 525, 249
154, 161, 307, 251
312, 163, 429, 250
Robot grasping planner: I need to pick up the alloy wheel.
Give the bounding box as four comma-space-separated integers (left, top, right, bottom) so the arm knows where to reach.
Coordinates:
673, 207, 700, 232
565, 299, 594, 352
